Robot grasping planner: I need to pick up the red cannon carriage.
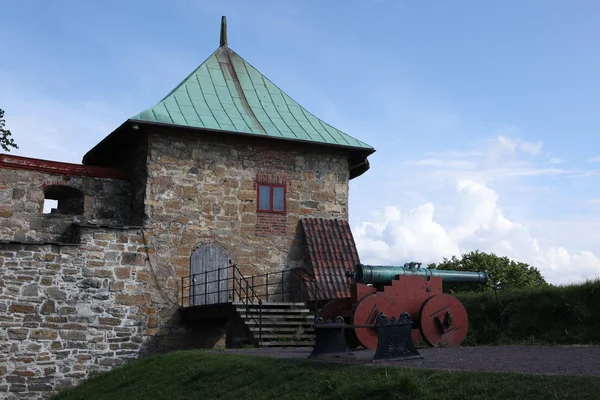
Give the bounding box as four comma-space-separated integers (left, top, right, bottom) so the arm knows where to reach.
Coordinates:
318, 262, 489, 349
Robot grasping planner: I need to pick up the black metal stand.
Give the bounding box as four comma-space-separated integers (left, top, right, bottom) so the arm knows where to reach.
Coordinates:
308, 317, 348, 359
372, 312, 423, 362
308, 313, 423, 362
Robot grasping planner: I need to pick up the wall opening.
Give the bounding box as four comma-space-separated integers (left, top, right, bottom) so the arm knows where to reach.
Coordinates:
43, 185, 84, 215
42, 199, 58, 214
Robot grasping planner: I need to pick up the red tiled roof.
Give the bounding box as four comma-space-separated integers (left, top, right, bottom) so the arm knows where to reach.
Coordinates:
300, 217, 359, 301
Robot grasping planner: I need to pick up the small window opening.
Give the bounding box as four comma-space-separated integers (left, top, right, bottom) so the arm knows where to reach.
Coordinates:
43, 185, 84, 215
257, 184, 286, 213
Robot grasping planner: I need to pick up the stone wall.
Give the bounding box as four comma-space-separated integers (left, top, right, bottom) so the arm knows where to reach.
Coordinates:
0, 227, 159, 399
0, 127, 359, 398
144, 130, 350, 278
0, 168, 132, 243
102, 130, 352, 355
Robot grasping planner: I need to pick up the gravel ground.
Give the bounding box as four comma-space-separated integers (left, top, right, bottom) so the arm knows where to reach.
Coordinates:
222, 346, 600, 376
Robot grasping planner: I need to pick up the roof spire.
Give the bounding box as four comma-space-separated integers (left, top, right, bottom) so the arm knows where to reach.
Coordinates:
220, 16, 228, 47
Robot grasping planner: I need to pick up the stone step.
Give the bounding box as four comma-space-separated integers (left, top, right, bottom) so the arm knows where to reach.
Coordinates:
249, 330, 314, 337
233, 301, 307, 308
257, 341, 314, 347
244, 320, 314, 326
241, 317, 315, 324
234, 304, 316, 348
235, 307, 312, 314
249, 326, 314, 333
237, 311, 314, 319
254, 334, 314, 340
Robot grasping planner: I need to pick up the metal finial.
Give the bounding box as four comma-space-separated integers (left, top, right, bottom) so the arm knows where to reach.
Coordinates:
220, 16, 228, 47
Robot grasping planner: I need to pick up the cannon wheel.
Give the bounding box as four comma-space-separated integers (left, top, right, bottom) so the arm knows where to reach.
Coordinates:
320, 298, 361, 349
320, 298, 352, 321
351, 293, 401, 350
419, 294, 469, 347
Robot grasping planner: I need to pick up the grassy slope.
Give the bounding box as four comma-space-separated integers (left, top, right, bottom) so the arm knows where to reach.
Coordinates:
53, 350, 600, 400
459, 279, 600, 345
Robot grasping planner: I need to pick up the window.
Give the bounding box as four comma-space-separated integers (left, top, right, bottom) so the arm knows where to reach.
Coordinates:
257, 184, 286, 213
43, 185, 84, 215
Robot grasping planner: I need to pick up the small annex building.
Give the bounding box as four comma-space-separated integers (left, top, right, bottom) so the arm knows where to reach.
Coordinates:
0, 16, 375, 398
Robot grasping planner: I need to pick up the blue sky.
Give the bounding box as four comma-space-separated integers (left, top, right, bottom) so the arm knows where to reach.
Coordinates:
2, 1, 600, 284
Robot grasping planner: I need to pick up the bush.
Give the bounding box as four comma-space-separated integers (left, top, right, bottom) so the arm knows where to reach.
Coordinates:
460, 279, 600, 345
429, 250, 547, 294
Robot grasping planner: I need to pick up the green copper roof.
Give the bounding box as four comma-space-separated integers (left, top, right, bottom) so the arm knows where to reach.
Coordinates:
128, 20, 373, 151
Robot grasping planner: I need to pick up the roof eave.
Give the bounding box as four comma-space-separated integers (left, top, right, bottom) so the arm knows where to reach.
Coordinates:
130, 119, 375, 154
82, 120, 132, 165
83, 119, 376, 178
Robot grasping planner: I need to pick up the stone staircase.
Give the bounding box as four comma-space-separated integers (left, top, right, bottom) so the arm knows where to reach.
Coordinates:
233, 302, 315, 347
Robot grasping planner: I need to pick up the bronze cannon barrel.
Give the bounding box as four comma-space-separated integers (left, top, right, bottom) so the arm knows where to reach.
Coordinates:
349, 263, 489, 285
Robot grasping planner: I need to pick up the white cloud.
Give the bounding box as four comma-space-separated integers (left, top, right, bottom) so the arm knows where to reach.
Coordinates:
354, 178, 600, 286
354, 134, 600, 286
406, 158, 475, 168
403, 135, 595, 187
495, 135, 542, 155
588, 156, 600, 163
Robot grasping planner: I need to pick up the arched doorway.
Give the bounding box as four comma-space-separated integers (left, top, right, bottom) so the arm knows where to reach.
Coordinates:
189, 245, 230, 305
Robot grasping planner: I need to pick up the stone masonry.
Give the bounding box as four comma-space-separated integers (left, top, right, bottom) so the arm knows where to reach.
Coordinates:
0, 165, 131, 243
0, 227, 155, 399
142, 129, 349, 292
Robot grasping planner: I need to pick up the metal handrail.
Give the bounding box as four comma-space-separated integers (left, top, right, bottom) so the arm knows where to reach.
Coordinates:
231, 263, 263, 335
180, 268, 348, 306
179, 264, 263, 345
248, 269, 346, 300
179, 266, 351, 342
288, 268, 330, 318
292, 268, 330, 307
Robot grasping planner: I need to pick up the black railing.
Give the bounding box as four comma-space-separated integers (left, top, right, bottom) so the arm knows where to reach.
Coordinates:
230, 263, 263, 343
180, 268, 340, 306
290, 268, 331, 318
180, 263, 264, 342
180, 265, 347, 321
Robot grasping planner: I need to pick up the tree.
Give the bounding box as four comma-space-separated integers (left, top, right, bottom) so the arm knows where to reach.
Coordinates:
428, 250, 547, 293
0, 108, 18, 152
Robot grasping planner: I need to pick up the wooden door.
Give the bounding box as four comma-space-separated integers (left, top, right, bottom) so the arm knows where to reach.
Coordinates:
190, 245, 230, 305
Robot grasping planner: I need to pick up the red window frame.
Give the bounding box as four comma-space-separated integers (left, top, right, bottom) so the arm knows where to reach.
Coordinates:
257, 183, 286, 214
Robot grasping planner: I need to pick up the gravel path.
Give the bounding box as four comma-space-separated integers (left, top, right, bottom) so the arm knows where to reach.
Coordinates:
222, 346, 600, 376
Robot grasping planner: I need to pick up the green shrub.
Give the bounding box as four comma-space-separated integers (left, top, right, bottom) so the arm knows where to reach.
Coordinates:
460, 279, 600, 345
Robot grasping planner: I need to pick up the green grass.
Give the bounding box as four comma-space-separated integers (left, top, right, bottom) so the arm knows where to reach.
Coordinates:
459, 279, 600, 346
52, 350, 600, 400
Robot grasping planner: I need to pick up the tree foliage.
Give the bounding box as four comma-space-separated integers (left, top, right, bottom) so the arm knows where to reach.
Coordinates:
0, 108, 18, 152
428, 250, 548, 293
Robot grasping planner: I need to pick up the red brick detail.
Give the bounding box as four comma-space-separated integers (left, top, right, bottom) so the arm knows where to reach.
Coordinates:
301, 217, 360, 300
249, 150, 295, 170
256, 172, 286, 185
0, 154, 130, 180
255, 213, 287, 237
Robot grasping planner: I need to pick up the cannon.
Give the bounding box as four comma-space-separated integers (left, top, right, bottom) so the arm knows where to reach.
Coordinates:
319, 262, 488, 349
